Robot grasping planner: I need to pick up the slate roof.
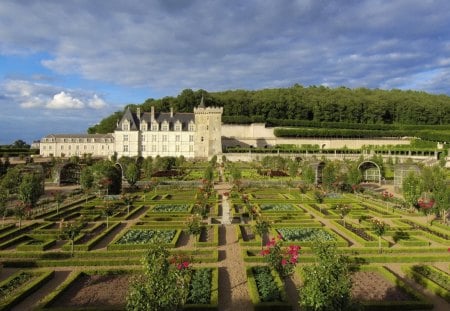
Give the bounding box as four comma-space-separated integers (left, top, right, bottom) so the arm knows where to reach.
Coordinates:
117, 107, 194, 131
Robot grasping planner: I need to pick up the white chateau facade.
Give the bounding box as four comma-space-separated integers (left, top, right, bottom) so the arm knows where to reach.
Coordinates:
40, 100, 223, 160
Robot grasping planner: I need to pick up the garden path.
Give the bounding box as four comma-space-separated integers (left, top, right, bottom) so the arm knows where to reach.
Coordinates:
214, 179, 253, 310
217, 224, 253, 311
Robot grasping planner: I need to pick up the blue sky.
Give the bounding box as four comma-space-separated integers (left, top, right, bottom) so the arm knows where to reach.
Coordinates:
1, 0, 450, 144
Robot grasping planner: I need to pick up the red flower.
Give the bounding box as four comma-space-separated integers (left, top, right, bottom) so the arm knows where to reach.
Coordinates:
281, 258, 287, 266
447, 247, 450, 252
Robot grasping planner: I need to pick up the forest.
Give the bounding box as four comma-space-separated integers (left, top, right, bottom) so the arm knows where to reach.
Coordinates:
88, 85, 450, 140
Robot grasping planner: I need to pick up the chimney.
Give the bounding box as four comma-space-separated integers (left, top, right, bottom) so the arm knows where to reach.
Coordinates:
151, 106, 155, 122
136, 107, 141, 121
170, 107, 174, 118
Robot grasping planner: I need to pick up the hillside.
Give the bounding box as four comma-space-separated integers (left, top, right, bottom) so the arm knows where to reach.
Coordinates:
88, 85, 450, 141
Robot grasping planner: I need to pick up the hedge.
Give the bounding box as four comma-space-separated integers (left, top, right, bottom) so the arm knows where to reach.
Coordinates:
403, 265, 450, 303
0, 270, 54, 311
183, 267, 219, 310
246, 266, 292, 311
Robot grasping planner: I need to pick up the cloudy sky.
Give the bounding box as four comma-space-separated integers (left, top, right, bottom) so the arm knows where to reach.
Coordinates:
1, 0, 449, 144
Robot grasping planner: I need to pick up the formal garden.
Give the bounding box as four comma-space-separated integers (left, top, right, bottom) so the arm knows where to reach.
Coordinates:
0, 154, 449, 310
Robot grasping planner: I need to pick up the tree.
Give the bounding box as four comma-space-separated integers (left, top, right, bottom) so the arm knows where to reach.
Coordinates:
124, 162, 140, 188
1, 167, 21, 194
203, 165, 214, 183
127, 238, 190, 310
80, 166, 94, 204
299, 240, 354, 311
402, 171, 421, 211
103, 203, 116, 229
254, 217, 271, 249
14, 202, 27, 229
60, 218, 85, 257
12, 139, 30, 148
18, 173, 42, 208
371, 218, 388, 253
334, 204, 351, 227
346, 161, 362, 191
122, 194, 134, 215
54, 191, 65, 215
301, 163, 315, 188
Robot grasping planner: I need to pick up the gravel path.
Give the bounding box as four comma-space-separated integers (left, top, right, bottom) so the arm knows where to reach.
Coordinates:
217, 224, 253, 311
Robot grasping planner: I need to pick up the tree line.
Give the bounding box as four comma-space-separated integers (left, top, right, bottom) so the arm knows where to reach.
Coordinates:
88, 85, 450, 135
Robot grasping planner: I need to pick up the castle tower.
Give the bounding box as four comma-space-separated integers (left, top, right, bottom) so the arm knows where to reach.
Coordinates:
194, 97, 223, 159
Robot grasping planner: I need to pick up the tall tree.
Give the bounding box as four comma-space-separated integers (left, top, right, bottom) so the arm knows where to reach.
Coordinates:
80, 166, 94, 204
18, 173, 43, 208
402, 171, 421, 210
124, 162, 140, 188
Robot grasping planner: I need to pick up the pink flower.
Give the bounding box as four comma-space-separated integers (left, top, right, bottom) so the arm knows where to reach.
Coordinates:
448, 247, 450, 252
182, 261, 189, 268
260, 249, 270, 256
290, 256, 298, 264
266, 238, 276, 247
281, 258, 287, 266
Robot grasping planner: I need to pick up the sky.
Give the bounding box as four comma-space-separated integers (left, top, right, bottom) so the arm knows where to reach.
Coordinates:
1, 0, 450, 144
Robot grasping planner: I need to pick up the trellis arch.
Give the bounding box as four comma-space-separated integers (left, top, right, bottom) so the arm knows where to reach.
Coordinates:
54, 163, 81, 185
358, 161, 381, 184
309, 161, 326, 185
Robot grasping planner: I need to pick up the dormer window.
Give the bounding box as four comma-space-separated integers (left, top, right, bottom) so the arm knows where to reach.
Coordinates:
140, 121, 147, 131
174, 121, 182, 131
188, 122, 195, 131
161, 121, 169, 131
151, 122, 158, 131
122, 120, 130, 131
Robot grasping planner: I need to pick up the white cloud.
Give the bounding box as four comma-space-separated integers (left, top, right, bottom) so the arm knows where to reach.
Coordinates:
88, 94, 107, 109
46, 91, 85, 109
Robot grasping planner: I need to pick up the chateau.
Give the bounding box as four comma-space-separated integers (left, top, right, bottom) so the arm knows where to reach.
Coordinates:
40, 99, 223, 159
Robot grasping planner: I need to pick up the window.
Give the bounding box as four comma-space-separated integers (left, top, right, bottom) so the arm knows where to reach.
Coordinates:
61, 146, 64, 150
123, 135, 128, 141
189, 135, 194, 142
162, 145, 167, 152
122, 122, 129, 131
102, 145, 104, 150
201, 137, 204, 142
152, 123, 158, 131
189, 145, 193, 152
141, 134, 145, 141
68, 146, 71, 150
141, 122, 147, 131
152, 135, 157, 142
142, 145, 146, 151
49, 146, 52, 150
152, 145, 156, 152
189, 123, 195, 131
123, 145, 128, 152
162, 123, 169, 131
162, 135, 167, 142
84, 145, 87, 150
175, 135, 180, 142
175, 123, 181, 131
175, 145, 180, 152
